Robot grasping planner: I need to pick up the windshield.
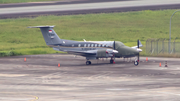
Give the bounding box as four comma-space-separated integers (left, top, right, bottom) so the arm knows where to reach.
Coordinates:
115, 41, 125, 46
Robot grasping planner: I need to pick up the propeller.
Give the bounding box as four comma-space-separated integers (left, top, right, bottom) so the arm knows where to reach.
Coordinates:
114, 41, 115, 50
137, 39, 139, 62
113, 41, 116, 62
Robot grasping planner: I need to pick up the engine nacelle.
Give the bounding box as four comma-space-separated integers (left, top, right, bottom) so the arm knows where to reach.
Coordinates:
97, 49, 107, 58
97, 49, 117, 58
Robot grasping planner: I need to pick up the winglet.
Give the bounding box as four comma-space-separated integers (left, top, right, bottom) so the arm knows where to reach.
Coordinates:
138, 40, 143, 47
131, 40, 143, 49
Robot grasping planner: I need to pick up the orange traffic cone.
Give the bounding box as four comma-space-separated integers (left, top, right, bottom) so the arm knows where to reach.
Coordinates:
24, 58, 26, 62
159, 62, 161, 67
58, 63, 60, 67
146, 57, 148, 62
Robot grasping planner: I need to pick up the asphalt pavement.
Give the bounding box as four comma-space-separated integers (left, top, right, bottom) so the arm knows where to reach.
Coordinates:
0, 54, 180, 101
1, 0, 180, 18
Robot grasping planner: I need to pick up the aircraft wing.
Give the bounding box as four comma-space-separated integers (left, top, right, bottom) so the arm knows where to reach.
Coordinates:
67, 50, 97, 56
53, 47, 96, 56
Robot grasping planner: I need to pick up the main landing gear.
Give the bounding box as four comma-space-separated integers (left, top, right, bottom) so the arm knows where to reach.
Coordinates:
86, 61, 91, 65
110, 58, 114, 64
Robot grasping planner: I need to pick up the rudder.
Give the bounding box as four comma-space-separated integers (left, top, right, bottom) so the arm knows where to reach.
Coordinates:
28, 26, 62, 45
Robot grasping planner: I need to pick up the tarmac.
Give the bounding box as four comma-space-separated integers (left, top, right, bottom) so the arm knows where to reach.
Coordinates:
0, 54, 180, 101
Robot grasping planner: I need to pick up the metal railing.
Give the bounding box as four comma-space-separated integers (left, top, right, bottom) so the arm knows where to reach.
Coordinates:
146, 38, 180, 55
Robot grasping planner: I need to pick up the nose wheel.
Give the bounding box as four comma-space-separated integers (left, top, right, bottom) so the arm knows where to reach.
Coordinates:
86, 61, 91, 65
134, 60, 139, 66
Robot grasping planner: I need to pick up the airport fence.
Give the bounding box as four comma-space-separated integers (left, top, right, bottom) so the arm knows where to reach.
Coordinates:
146, 38, 180, 55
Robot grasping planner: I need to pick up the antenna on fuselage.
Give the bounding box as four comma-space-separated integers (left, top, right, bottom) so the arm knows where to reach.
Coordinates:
83, 39, 86, 42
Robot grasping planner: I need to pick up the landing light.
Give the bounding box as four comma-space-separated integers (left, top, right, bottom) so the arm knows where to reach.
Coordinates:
113, 50, 118, 53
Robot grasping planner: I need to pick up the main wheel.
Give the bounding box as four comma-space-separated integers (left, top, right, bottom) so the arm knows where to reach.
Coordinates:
86, 61, 91, 65
89, 61, 91, 65
134, 60, 139, 66
110, 60, 113, 64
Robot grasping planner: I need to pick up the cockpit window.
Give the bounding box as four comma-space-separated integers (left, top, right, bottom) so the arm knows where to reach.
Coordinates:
116, 41, 125, 46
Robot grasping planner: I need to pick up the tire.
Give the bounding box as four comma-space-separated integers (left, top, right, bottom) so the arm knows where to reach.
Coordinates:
86, 61, 91, 65
86, 61, 89, 65
134, 60, 139, 66
89, 61, 91, 65
110, 60, 113, 64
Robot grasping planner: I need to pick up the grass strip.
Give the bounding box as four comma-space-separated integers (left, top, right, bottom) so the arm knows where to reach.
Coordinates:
0, 9, 180, 56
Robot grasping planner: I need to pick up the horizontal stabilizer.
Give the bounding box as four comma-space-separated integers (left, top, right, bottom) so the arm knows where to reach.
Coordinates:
27, 26, 55, 28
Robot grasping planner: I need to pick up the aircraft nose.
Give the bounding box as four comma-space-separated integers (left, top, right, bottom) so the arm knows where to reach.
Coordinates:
133, 49, 139, 55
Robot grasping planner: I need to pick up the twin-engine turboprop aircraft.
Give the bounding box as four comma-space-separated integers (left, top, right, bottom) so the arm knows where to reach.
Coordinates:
28, 26, 142, 66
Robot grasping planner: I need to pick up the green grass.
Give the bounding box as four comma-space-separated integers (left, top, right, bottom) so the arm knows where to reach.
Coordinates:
0, 9, 180, 56
0, 0, 59, 4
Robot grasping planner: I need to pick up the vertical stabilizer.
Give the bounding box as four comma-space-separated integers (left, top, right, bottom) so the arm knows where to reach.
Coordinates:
28, 26, 62, 45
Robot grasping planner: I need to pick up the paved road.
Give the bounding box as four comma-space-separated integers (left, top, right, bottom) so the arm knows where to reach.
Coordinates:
0, 54, 180, 101
1, 0, 180, 18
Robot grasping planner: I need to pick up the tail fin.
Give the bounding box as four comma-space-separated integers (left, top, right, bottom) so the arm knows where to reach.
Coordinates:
28, 26, 62, 45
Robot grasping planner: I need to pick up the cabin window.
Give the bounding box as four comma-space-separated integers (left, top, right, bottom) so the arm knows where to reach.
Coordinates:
98, 44, 101, 47
78, 44, 81, 47
91, 44, 94, 47
72, 44, 74, 47
102, 44, 105, 47
95, 44, 97, 47
88, 44, 90, 47
84, 44, 86, 47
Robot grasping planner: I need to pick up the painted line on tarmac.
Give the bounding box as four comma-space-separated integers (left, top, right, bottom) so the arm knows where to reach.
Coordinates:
137, 89, 180, 96
106, 88, 131, 91
105, 88, 180, 96
29, 95, 39, 101
0, 92, 39, 101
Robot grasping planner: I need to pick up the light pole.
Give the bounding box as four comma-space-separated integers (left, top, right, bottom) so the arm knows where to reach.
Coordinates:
169, 10, 180, 53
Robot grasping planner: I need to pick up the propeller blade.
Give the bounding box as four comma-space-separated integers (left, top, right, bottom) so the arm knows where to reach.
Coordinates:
113, 41, 116, 63
137, 39, 139, 48
137, 39, 140, 62
138, 53, 139, 62
114, 41, 115, 50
